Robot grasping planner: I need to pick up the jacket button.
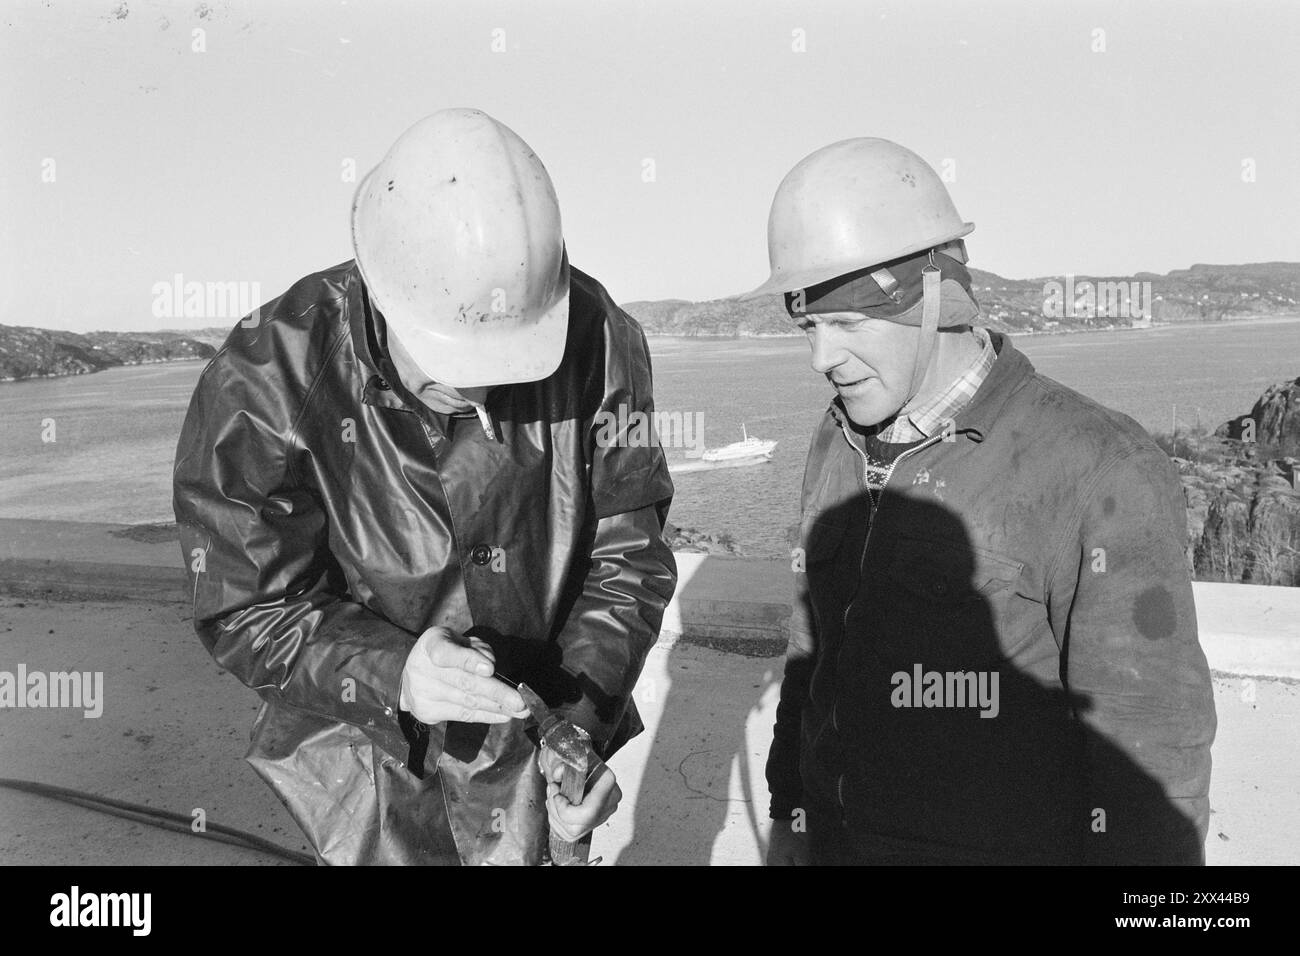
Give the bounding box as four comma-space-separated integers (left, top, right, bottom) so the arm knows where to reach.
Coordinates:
373, 376, 391, 391
470, 544, 493, 566
933, 581, 949, 595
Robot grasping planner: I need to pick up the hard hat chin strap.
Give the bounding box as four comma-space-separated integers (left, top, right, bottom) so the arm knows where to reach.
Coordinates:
901, 253, 942, 413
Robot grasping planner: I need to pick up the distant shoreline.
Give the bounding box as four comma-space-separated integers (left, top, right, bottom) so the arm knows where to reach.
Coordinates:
4, 314, 1299, 382
0, 356, 210, 385
644, 312, 1300, 341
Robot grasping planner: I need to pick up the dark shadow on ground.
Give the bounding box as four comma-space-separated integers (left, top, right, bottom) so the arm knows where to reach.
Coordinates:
620, 486, 1207, 865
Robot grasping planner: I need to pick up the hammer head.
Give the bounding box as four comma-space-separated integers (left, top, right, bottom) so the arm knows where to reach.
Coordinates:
517, 683, 591, 783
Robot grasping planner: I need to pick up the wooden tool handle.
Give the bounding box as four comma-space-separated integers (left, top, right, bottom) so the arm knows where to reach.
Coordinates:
547, 757, 590, 866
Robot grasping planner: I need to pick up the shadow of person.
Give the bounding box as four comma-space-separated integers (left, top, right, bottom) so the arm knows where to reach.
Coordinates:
790, 490, 1206, 865
610, 599, 780, 866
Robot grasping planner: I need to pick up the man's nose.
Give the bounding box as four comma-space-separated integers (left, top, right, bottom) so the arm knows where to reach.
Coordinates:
808, 326, 847, 375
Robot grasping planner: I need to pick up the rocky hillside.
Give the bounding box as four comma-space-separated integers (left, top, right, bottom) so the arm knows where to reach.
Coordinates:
0, 324, 218, 382
624, 262, 1300, 336
623, 295, 796, 338
7, 261, 1296, 376
1170, 376, 1300, 586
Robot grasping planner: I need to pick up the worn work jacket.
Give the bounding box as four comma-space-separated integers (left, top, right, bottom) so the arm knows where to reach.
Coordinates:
767, 333, 1216, 864
173, 260, 676, 865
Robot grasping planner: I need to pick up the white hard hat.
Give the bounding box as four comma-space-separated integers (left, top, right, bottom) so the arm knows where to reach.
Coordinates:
743, 137, 973, 298
351, 108, 570, 388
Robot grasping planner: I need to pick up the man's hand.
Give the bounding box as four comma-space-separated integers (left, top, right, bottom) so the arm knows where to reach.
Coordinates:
766, 819, 811, 866
399, 626, 528, 725
538, 746, 622, 842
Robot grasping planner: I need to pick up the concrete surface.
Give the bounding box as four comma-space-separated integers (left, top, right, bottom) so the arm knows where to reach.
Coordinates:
1194, 581, 1300, 679
0, 597, 301, 865
1, 518, 1298, 865
1, 594, 1297, 866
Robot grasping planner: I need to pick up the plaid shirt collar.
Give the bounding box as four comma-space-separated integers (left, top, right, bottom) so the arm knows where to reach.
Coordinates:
875, 326, 997, 443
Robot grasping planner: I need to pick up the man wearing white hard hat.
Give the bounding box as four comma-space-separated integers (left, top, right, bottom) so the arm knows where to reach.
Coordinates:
754, 139, 1215, 865
174, 109, 676, 865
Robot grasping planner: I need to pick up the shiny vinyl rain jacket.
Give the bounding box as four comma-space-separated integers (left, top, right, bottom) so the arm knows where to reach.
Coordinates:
173, 260, 676, 865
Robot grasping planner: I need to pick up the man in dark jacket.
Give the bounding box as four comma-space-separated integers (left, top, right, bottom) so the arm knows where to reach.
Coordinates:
748, 138, 1216, 865
173, 109, 676, 865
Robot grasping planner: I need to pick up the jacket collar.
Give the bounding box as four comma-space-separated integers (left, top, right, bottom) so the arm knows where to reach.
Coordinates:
825, 330, 1035, 443
343, 262, 426, 414
954, 331, 1035, 440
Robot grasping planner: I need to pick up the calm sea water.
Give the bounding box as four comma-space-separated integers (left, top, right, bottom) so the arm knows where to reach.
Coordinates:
2, 317, 1298, 556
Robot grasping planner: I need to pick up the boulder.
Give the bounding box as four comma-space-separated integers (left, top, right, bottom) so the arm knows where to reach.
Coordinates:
1194, 486, 1252, 583
1243, 483, 1300, 586
1193, 469, 1300, 586
1252, 377, 1300, 454
663, 521, 743, 556
1217, 376, 1300, 455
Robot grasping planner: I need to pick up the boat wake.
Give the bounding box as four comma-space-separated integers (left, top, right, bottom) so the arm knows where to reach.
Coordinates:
668, 456, 774, 474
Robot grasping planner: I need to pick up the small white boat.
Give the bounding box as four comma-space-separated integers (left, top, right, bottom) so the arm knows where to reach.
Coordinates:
701, 423, 777, 464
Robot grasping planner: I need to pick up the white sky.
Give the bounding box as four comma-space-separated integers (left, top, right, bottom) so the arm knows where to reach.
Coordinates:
2, 0, 1297, 331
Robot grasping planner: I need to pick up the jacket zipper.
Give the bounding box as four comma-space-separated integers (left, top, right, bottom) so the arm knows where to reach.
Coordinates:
830, 418, 945, 811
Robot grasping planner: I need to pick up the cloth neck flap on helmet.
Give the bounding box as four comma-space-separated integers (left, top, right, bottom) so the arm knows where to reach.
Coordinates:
784, 247, 974, 322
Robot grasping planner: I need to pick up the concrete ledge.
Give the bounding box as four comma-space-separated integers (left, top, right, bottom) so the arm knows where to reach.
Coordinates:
0, 519, 189, 604
2, 519, 1296, 675
0, 518, 180, 567
658, 552, 789, 655
0, 558, 191, 604
1194, 581, 1300, 679
659, 555, 1300, 677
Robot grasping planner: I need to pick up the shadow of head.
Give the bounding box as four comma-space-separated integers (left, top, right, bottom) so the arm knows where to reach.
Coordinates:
793, 489, 1204, 864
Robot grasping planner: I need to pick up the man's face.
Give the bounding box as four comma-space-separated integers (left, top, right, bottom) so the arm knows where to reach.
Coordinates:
386, 330, 495, 413
795, 311, 919, 427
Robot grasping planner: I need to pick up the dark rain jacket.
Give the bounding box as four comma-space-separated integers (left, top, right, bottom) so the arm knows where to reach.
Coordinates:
173, 260, 676, 865
767, 332, 1216, 865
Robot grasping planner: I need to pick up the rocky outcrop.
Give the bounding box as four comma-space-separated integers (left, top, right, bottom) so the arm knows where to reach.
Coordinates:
1173, 379, 1300, 586
663, 522, 743, 556
1189, 461, 1300, 586
1216, 376, 1300, 454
